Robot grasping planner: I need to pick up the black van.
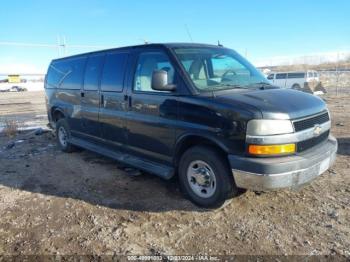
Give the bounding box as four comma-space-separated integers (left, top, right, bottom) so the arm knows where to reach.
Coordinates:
45, 43, 337, 208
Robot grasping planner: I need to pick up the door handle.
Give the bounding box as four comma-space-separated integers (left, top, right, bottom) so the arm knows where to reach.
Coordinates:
124, 95, 132, 107
128, 96, 132, 107
101, 94, 104, 106
80, 92, 84, 97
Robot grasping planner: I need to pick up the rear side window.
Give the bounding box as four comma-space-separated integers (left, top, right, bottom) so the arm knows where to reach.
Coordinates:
287, 72, 305, 78
83, 54, 105, 91
46, 64, 60, 88
276, 73, 287, 79
46, 57, 86, 89
100, 52, 128, 92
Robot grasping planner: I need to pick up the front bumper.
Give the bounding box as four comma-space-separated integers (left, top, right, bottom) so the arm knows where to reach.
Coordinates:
229, 135, 337, 191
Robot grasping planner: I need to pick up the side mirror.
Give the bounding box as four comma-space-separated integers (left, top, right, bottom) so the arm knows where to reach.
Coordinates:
151, 70, 176, 91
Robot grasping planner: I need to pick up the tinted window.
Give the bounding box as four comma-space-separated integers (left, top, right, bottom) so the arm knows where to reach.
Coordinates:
101, 52, 128, 92
46, 64, 60, 88
46, 58, 86, 89
47, 57, 87, 90
267, 74, 274, 80
134, 52, 175, 92
288, 72, 305, 78
276, 73, 287, 79
83, 54, 104, 91
308, 72, 313, 78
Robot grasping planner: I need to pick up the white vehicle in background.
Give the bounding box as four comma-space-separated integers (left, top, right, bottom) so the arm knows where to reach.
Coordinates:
266, 70, 324, 94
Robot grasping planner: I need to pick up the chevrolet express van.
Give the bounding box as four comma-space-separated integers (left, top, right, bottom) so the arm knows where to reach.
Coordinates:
45, 43, 337, 208
267, 70, 322, 94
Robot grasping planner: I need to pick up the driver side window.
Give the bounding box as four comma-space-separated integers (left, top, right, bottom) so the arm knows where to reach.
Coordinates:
134, 51, 175, 92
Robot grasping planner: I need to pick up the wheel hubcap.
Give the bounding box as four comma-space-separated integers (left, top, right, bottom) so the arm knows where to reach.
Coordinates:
187, 160, 216, 198
58, 126, 68, 147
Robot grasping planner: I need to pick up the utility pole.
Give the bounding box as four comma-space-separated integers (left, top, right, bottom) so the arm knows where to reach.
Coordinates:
336, 52, 339, 96
0, 38, 114, 59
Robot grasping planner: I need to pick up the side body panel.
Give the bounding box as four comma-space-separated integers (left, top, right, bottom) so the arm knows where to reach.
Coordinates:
174, 95, 257, 156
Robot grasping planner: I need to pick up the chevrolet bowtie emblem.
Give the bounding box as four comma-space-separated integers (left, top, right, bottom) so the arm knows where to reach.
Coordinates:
313, 125, 322, 136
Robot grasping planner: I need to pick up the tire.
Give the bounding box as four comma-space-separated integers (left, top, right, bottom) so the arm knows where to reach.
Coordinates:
56, 119, 75, 153
292, 84, 301, 90
178, 146, 238, 208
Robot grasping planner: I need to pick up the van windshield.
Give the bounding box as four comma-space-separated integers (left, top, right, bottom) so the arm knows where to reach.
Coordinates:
173, 47, 269, 92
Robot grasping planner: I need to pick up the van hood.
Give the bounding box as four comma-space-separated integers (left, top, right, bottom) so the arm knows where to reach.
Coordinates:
212, 88, 327, 120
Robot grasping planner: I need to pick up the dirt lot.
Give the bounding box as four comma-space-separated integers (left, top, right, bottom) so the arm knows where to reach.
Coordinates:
0, 91, 349, 257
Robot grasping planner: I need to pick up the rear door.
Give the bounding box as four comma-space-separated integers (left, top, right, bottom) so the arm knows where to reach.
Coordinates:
80, 53, 105, 139
125, 49, 178, 164
99, 50, 129, 151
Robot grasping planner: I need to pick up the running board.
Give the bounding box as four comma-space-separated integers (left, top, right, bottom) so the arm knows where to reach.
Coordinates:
70, 137, 175, 180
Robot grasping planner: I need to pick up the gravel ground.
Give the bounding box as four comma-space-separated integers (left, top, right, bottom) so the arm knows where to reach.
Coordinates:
0, 91, 349, 258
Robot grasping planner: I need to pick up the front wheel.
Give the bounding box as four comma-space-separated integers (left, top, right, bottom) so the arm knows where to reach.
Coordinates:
178, 146, 238, 208
56, 119, 76, 153
292, 84, 301, 90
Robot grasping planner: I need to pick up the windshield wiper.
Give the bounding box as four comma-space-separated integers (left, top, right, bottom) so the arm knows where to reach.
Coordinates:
246, 82, 273, 90
215, 84, 248, 89
203, 84, 248, 97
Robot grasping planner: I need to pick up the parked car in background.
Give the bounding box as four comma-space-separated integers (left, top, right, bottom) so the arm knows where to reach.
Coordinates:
267, 70, 325, 94
45, 43, 337, 208
0, 87, 10, 92
9, 86, 27, 92
0, 85, 27, 92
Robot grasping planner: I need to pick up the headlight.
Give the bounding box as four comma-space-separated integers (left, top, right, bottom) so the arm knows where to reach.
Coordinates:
247, 119, 293, 136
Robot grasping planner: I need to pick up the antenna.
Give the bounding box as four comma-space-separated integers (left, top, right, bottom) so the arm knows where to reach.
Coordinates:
62, 35, 67, 55
139, 38, 149, 44
185, 24, 193, 43
57, 35, 61, 57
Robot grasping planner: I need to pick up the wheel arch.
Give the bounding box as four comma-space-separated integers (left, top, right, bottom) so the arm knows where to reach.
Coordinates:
173, 134, 229, 167
51, 107, 66, 123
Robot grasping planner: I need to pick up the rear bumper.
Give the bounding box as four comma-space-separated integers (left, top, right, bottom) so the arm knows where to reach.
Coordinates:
229, 135, 337, 191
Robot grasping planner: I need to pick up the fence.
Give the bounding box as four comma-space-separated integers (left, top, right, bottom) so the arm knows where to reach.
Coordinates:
319, 71, 350, 95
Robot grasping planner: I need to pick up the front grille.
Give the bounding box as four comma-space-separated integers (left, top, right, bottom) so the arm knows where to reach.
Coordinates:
297, 130, 329, 152
293, 112, 329, 132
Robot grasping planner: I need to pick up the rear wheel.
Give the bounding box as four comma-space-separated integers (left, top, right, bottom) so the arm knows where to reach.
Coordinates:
292, 84, 301, 90
178, 146, 238, 208
56, 119, 75, 152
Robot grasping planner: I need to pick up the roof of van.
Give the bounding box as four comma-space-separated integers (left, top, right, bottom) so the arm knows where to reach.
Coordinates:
269, 70, 318, 74
51, 42, 226, 62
